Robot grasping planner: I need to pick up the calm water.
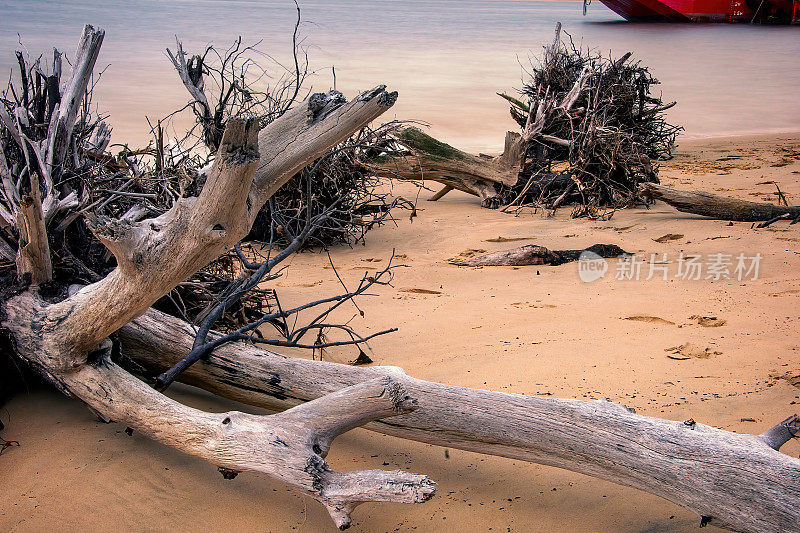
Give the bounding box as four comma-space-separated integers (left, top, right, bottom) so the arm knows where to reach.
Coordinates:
0, 0, 798, 152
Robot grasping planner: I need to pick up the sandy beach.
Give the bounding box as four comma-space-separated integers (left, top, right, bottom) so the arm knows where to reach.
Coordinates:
2, 131, 798, 532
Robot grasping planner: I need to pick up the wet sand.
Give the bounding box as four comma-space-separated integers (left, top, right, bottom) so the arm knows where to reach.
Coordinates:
2, 132, 799, 532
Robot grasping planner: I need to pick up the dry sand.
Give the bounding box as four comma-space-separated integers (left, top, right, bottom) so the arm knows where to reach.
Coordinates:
2, 132, 799, 532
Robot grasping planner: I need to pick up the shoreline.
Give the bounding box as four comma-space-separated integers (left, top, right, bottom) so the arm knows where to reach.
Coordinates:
677, 130, 800, 144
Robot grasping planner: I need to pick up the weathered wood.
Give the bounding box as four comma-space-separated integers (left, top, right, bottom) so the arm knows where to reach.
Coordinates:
449, 243, 628, 267
375, 37, 590, 210
44, 25, 105, 213
376, 126, 517, 208
427, 185, 453, 202
167, 39, 211, 120
3, 25, 798, 533
21, 87, 397, 362
393, 127, 517, 187
1, 42, 405, 525
640, 183, 800, 222
251, 86, 396, 210
118, 308, 800, 533
4, 291, 433, 530
497, 130, 523, 170
44, 118, 261, 362
507, 24, 587, 162
15, 183, 52, 284
0, 236, 15, 262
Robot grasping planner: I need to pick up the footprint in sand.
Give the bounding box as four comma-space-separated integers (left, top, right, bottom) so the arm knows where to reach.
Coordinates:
769, 289, 800, 297
623, 316, 675, 326
770, 370, 800, 389
512, 301, 557, 309
690, 315, 727, 328
653, 233, 684, 243
276, 280, 322, 288
665, 343, 721, 360
448, 249, 487, 263
484, 236, 532, 243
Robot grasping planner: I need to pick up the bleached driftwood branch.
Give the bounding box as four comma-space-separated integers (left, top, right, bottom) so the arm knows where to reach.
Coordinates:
44, 24, 104, 216
15, 178, 52, 284
640, 182, 800, 222
3, 24, 799, 533
119, 307, 800, 533
2, 25, 414, 529
0, 309, 434, 529
374, 126, 517, 208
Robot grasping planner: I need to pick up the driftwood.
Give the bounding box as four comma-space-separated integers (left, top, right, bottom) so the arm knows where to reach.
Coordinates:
379, 23, 679, 216
3, 104, 422, 529
2, 24, 429, 530
6, 25, 104, 283
375, 127, 519, 208
499, 23, 679, 216
164, 34, 411, 249
449, 243, 628, 267
117, 309, 800, 533
2, 24, 800, 533
640, 183, 800, 222
250, 124, 414, 248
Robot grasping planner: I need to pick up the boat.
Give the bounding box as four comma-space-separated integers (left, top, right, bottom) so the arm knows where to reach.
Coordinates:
584, 0, 800, 23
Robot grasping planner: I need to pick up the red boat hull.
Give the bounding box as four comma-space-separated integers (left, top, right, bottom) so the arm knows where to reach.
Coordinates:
597, 0, 797, 22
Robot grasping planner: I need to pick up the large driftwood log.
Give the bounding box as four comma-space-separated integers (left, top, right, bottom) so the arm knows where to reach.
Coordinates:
1, 26, 419, 526
117, 308, 800, 533
2, 294, 433, 530
3, 25, 799, 533
640, 183, 800, 222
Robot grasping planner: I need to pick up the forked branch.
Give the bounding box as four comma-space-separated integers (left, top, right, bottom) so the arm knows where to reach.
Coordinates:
1, 295, 433, 530
2, 24, 408, 530
119, 308, 800, 533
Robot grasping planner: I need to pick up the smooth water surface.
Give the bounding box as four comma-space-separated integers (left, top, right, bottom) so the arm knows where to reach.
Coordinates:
1, 1, 798, 151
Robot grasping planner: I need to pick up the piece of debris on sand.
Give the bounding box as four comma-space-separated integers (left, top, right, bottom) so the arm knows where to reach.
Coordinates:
665, 343, 721, 360
484, 236, 534, 243
450, 244, 629, 267
350, 350, 374, 366
401, 288, 443, 295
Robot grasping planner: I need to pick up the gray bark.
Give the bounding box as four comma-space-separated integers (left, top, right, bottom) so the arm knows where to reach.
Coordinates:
119, 307, 800, 533
640, 183, 800, 222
